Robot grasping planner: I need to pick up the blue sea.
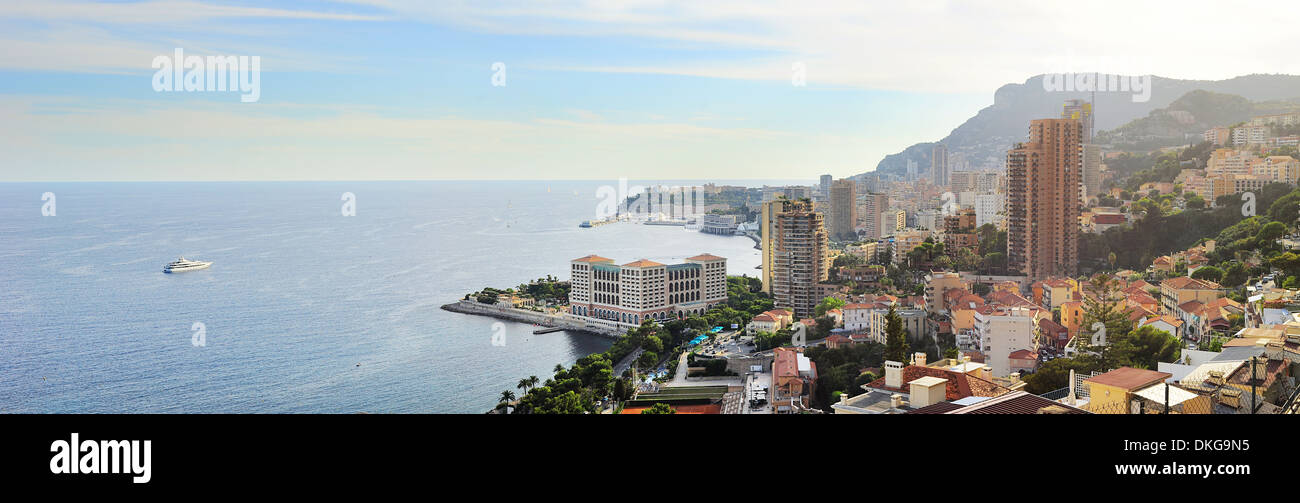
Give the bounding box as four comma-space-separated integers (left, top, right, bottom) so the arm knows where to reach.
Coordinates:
0, 181, 764, 413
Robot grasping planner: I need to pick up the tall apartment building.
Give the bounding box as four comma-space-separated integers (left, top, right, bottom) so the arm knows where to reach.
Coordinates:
914, 209, 939, 231
762, 199, 829, 317
880, 209, 905, 236
974, 193, 1004, 229
1207, 148, 1258, 177
784, 185, 813, 200
1250, 113, 1300, 127
1081, 144, 1102, 200
1203, 127, 1231, 146
1006, 118, 1082, 279
931, 143, 950, 187
1062, 100, 1100, 200
949, 170, 976, 193
943, 208, 978, 251
1062, 99, 1094, 142
975, 171, 1001, 194
1252, 156, 1300, 184
1231, 125, 1269, 146
828, 179, 857, 241
906, 159, 919, 180
860, 193, 889, 239
568, 253, 728, 326
819, 174, 833, 198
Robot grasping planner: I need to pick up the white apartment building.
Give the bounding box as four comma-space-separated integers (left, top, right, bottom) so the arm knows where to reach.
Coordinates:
975, 194, 1004, 229
973, 306, 1039, 377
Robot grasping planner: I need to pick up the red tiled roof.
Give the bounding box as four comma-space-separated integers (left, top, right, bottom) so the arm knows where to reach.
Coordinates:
1008, 349, 1038, 360
1177, 300, 1204, 314
1162, 276, 1220, 290
866, 365, 1008, 401
572, 254, 613, 263
1094, 213, 1126, 224
622, 258, 665, 267
773, 348, 800, 378
685, 253, 726, 261
1128, 291, 1158, 305
1143, 314, 1184, 328
955, 294, 986, 309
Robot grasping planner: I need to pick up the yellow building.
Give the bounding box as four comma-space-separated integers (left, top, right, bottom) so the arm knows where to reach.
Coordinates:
1083, 367, 1172, 414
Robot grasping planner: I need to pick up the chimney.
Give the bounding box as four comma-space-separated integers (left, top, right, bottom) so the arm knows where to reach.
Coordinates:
1009, 372, 1021, 384
839, 392, 848, 405
1068, 368, 1077, 406
1252, 358, 1268, 381
915, 352, 928, 367
1218, 387, 1242, 409
885, 361, 904, 388
908, 377, 948, 409
962, 354, 971, 364
890, 393, 906, 409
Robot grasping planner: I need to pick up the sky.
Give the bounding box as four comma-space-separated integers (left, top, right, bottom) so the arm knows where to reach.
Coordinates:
1, 0, 1298, 182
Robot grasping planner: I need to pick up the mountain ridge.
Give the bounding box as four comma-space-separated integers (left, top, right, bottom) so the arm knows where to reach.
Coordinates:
862, 73, 1300, 179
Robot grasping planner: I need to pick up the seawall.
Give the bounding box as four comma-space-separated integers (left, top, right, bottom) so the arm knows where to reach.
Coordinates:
440, 300, 626, 339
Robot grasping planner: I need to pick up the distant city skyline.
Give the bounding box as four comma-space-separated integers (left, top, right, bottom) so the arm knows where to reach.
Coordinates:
2, 1, 1298, 181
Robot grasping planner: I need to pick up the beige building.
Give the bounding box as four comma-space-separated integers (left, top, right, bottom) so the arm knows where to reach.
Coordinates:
1007, 118, 1082, 279
763, 199, 830, 317
1159, 277, 1224, 315
827, 179, 857, 241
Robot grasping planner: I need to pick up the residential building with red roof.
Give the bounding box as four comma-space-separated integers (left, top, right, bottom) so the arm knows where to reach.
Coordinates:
772, 347, 817, 413
1159, 276, 1224, 314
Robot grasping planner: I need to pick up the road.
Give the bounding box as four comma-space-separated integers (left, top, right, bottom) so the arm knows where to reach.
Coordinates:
669, 350, 691, 386
613, 348, 644, 377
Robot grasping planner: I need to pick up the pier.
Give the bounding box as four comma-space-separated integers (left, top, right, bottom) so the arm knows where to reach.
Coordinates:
440, 300, 625, 339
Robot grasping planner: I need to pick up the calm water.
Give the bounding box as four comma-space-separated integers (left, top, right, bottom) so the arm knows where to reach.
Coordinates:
0, 181, 761, 413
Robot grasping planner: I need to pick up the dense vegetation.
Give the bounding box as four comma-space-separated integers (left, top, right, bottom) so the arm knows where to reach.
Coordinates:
1078, 182, 1296, 273
499, 276, 776, 414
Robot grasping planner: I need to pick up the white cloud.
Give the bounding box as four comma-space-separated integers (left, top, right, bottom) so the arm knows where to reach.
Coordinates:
0, 0, 386, 24
0, 96, 880, 181
356, 0, 1300, 93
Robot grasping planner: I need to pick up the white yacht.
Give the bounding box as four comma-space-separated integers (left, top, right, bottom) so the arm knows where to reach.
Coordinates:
163, 256, 212, 273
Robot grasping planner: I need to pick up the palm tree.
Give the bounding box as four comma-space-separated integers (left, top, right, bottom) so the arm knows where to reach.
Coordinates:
517, 378, 531, 394
498, 390, 516, 412
527, 375, 540, 391
1108, 252, 1118, 271
553, 363, 565, 374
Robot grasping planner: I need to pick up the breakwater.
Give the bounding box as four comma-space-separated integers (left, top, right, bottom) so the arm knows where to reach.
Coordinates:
440, 300, 626, 339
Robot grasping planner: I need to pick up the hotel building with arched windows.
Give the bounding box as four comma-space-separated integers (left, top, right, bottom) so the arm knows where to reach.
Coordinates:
568, 253, 728, 327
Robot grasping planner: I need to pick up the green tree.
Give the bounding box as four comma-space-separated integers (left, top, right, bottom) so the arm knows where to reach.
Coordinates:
1267, 189, 1300, 225
1109, 325, 1182, 370
1256, 221, 1287, 244
498, 390, 516, 412
883, 304, 910, 363
1191, 266, 1223, 283
1221, 262, 1248, 287
1079, 274, 1133, 356
815, 296, 847, 317
641, 402, 675, 414
1022, 358, 1101, 394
